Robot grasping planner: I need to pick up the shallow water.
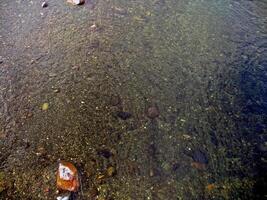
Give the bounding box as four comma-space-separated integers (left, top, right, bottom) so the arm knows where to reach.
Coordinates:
0, 0, 267, 199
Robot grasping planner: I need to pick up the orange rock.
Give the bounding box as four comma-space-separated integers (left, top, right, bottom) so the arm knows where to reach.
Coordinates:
56, 161, 79, 192
206, 183, 216, 192
191, 162, 206, 170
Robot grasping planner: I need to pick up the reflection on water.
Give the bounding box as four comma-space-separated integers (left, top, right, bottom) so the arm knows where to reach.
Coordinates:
0, 0, 267, 199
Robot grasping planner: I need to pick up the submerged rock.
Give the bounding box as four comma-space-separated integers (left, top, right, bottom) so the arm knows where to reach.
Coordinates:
192, 150, 208, 164
41, 103, 49, 111
42, 2, 48, 8
106, 166, 116, 177
67, 0, 85, 5
117, 111, 131, 120
57, 161, 79, 192
97, 149, 112, 158
147, 106, 159, 119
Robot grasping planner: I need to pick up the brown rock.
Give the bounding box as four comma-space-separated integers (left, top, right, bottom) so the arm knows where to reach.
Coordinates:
106, 166, 116, 177
147, 106, 159, 119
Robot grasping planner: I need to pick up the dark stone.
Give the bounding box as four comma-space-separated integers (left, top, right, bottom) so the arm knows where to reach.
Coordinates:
110, 95, 121, 106
42, 2, 48, 8
117, 111, 131, 120
97, 149, 112, 158
147, 106, 159, 119
192, 150, 208, 164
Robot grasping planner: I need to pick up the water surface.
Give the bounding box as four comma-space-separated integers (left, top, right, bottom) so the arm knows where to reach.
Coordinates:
0, 0, 267, 199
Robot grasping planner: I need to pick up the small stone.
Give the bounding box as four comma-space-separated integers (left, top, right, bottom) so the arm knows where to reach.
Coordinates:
106, 166, 116, 177
36, 145, 46, 157
182, 134, 192, 140
117, 111, 131, 120
57, 195, 70, 200
48, 73, 57, 77
27, 112, 33, 118
71, 65, 80, 70
147, 106, 159, 119
42, 2, 48, 8
53, 88, 60, 93
42, 103, 49, 110
90, 24, 97, 29
67, 0, 85, 5
57, 161, 79, 192
97, 149, 112, 158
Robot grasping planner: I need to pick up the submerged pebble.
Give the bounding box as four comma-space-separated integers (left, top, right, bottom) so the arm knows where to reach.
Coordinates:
107, 166, 116, 177
67, 0, 85, 5
42, 103, 49, 111
192, 150, 208, 164
117, 111, 131, 120
97, 149, 112, 158
42, 2, 48, 8
147, 106, 159, 119
57, 195, 70, 200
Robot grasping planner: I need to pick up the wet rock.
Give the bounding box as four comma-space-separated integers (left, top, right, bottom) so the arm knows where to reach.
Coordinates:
117, 111, 131, 120
71, 65, 80, 70
97, 149, 112, 159
42, 103, 49, 111
57, 195, 70, 200
192, 150, 208, 164
42, 2, 48, 8
67, 0, 85, 5
147, 106, 159, 119
57, 161, 79, 192
90, 24, 97, 31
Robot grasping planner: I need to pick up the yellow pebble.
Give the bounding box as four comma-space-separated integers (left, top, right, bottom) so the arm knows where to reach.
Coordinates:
42, 103, 49, 110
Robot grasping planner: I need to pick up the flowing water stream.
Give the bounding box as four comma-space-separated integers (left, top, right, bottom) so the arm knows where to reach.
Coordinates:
0, 0, 267, 199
